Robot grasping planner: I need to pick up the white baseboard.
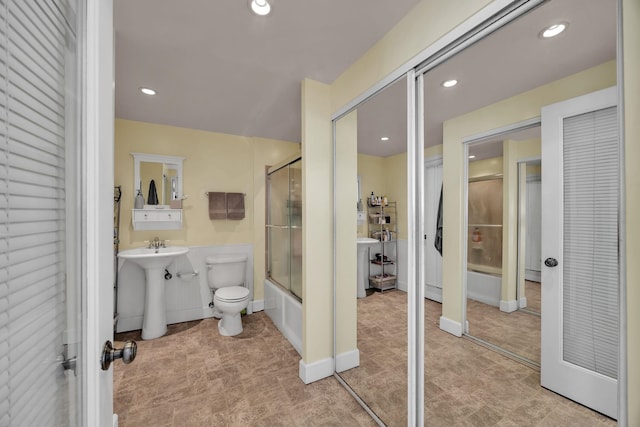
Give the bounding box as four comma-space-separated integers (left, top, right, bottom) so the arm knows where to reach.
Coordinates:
251, 299, 264, 312
518, 297, 528, 309
425, 284, 442, 303
439, 316, 463, 337
500, 299, 518, 313
336, 349, 360, 372
299, 357, 333, 384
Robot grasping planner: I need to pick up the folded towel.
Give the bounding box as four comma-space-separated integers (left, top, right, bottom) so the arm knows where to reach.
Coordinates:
226, 192, 245, 220
208, 192, 226, 220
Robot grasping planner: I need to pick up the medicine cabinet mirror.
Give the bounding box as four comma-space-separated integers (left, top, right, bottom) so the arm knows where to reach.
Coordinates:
132, 153, 185, 207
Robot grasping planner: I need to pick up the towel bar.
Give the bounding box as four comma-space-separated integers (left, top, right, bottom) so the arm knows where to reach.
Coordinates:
205, 192, 245, 196
177, 271, 199, 279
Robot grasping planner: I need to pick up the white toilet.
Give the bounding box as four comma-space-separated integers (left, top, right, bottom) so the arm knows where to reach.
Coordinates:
206, 254, 250, 336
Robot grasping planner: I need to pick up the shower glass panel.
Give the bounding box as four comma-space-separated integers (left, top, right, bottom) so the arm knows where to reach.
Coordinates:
467, 177, 503, 273
267, 157, 303, 301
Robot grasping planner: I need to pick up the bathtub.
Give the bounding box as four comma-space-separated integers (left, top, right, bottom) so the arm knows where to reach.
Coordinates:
264, 279, 302, 356
466, 269, 501, 307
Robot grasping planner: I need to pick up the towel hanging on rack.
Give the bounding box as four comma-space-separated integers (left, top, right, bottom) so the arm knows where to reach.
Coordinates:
208, 192, 226, 220
226, 192, 245, 220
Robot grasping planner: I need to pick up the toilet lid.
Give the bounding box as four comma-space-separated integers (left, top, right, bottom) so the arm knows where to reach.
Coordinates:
215, 286, 250, 302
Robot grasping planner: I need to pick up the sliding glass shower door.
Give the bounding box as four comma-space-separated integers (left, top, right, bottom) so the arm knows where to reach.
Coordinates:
267, 157, 302, 300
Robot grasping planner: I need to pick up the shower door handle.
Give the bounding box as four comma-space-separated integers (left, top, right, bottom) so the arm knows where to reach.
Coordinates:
544, 257, 558, 267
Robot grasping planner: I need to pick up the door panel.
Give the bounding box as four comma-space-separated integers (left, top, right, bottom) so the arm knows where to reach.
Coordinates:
541, 87, 618, 419
424, 159, 442, 301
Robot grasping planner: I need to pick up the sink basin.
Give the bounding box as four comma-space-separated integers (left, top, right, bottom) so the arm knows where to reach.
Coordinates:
118, 246, 189, 270
356, 237, 379, 298
118, 245, 189, 339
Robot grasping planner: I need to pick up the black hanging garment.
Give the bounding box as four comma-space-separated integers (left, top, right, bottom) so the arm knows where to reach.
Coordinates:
434, 185, 443, 256
148, 179, 159, 205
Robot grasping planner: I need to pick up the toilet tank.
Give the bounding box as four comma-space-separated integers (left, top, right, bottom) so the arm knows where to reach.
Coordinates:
206, 254, 247, 289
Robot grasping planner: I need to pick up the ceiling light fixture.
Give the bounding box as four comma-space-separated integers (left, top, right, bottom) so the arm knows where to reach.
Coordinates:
442, 79, 458, 88
541, 23, 567, 38
380, 137, 389, 142
250, 0, 271, 16
140, 87, 156, 96
468, 155, 476, 159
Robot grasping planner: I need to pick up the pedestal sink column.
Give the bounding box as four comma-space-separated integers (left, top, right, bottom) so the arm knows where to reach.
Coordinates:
142, 266, 168, 340
117, 245, 189, 340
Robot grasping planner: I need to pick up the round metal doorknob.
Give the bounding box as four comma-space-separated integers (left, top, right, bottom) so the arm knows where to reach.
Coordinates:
101, 340, 137, 371
544, 257, 559, 267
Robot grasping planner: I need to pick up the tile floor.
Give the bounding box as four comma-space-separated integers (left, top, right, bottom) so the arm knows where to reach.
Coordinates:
114, 314, 376, 426
466, 280, 540, 363
339, 290, 614, 427
115, 289, 615, 426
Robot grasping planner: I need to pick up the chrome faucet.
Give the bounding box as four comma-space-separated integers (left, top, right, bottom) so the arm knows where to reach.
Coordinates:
148, 237, 165, 249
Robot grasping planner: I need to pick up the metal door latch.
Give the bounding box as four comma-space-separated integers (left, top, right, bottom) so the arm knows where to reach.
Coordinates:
101, 340, 137, 371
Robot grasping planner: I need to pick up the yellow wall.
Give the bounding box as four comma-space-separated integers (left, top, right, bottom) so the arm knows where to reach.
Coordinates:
623, 0, 640, 422
114, 119, 300, 301
441, 60, 616, 325
301, 79, 333, 370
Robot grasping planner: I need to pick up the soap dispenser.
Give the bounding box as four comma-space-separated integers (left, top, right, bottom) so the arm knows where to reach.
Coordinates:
134, 189, 145, 209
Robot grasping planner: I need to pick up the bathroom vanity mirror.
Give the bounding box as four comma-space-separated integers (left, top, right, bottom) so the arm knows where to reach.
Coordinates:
132, 153, 185, 206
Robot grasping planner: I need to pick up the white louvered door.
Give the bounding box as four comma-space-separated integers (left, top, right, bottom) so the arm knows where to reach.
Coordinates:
540, 87, 619, 419
0, 1, 83, 425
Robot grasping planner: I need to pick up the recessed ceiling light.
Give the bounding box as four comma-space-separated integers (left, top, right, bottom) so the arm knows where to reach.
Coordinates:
140, 87, 156, 96
442, 79, 458, 88
380, 137, 389, 142
541, 23, 567, 38
468, 155, 476, 159
250, 0, 271, 15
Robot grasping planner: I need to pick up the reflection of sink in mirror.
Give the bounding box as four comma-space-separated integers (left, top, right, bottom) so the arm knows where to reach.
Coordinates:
356, 237, 379, 298
357, 237, 378, 244
118, 246, 189, 339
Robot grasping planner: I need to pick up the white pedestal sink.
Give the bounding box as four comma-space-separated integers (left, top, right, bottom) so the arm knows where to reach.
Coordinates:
356, 237, 379, 298
118, 246, 189, 339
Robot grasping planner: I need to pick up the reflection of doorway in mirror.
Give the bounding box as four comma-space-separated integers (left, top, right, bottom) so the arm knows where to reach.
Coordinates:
517, 160, 542, 315
163, 165, 178, 204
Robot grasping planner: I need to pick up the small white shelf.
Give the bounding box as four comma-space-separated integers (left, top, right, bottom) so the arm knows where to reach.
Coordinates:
132, 209, 182, 230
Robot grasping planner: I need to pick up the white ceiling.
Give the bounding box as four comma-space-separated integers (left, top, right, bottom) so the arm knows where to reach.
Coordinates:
115, 0, 616, 157
114, 0, 421, 143
356, 0, 616, 157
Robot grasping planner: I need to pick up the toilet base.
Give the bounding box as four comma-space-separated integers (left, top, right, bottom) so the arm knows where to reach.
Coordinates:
218, 312, 243, 336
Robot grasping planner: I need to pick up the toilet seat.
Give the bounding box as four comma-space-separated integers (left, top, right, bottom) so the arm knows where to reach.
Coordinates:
214, 286, 249, 302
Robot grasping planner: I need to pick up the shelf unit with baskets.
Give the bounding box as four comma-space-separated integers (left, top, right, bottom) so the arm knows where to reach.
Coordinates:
367, 200, 397, 292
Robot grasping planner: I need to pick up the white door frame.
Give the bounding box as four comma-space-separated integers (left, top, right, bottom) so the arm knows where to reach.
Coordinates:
84, 0, 115, 425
